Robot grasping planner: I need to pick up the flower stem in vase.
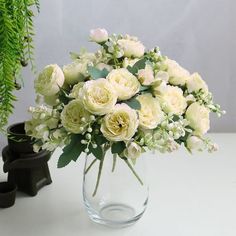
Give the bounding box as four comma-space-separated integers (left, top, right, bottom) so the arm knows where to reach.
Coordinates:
112, 154, 117, 172
85, 158, 97, 175
124, 159, 144, 186
92, 145, 109, 197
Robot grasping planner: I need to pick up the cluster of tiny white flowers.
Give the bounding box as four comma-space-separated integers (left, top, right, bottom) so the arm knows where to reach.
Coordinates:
190, 90, 226, 117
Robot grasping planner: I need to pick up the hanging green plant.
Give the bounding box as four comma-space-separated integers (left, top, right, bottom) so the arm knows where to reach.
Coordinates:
0, 0, 39, 132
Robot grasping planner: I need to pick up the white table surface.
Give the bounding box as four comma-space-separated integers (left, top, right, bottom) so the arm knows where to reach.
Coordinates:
0, 133, 236, 236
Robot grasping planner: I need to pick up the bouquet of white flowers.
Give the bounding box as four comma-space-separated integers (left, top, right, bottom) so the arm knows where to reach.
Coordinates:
26, 28, 224, 193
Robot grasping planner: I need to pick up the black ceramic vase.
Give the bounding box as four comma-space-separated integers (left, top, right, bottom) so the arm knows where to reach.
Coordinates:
2, 122, 52, 196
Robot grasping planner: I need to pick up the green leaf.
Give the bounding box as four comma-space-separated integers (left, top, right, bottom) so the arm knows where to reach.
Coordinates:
140, 85, 150, 91
127, 58, 147, 75
87, 66, 109, 79
124, 98, 141, 110
58, 90, 73, 105
111, 142, 126, 155
90, 144, 103, 160
57, 134, 84, 168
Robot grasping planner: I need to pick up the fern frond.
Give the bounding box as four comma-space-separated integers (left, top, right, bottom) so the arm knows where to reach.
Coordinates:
0, 0, 39, 131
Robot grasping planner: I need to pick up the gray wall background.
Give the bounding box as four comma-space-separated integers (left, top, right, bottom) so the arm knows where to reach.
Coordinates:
1, 0, 236, 147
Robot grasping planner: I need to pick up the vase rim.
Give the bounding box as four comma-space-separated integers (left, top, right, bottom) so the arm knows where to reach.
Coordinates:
7, 122, 26, 136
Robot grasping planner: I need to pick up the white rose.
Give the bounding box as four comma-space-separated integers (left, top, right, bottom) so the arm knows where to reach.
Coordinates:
137, 94, 164, 129
185, 102, 210, 135
187, 73, 208, 94
123, 58, 139, 68
101, 104, 139, 141
69, 82, 85, 99
165, 58, 190, 86
137, 65, 154, 86
34, 64, 64, 96
61, 99, 91, 134
90, 28, 108, 43
117, 38, 145, 58
186, 136, 204, 151
63, 60, 88, 85
124, 142, 142, 160
107, 68, 140, 100
80, 78, 117, 115
158, 85, 187, 115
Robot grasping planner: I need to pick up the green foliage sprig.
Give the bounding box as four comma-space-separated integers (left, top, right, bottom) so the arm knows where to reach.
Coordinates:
0, 0, 39, 131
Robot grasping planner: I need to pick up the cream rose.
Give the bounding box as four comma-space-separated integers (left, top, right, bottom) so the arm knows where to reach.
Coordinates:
63, 60, 88, 85
137, 65, 154, 86
90, 28, 108, 43
186, 135, 204, 151
124, 142, 142, 160
69, 82, 85, 99
117, 38, 145, 58
101, 104, 139, 141
185, 102, 210, 135
187, 73, 208, 94
80, 78, 117, 115
61, 99, 90, 134
107, 68, 140, 100
165, 58, 190, 86
155, 71, 169, 83
137, 94, 164, 129
44, 94, 59, 106
34, 64, 64, 96
158, 85, 187, 115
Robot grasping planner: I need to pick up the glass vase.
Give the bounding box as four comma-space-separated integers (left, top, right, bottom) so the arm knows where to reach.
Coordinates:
83, 150, 148, 228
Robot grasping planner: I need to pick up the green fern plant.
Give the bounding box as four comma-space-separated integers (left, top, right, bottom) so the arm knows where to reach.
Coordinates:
0, 0, 39, 132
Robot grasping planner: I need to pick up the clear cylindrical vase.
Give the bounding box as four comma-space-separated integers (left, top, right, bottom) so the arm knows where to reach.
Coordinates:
83, 150, 148, 227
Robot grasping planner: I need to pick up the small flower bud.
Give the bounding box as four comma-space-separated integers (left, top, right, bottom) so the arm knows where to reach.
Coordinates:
85, 148, 89, 153
92, 144, 97, 149
87, 127, 92, 133
79, 127, 84, 132
85, 133, 91, 140
81, 117, 86, 122
90, 115, 96, 121
81, 140, 87, 144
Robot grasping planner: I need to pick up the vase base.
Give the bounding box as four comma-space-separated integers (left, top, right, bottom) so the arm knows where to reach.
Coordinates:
86, 203, 145, 228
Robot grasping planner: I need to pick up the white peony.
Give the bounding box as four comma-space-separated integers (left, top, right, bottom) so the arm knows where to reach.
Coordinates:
90, 28, 108, 43
137, 65, 155, 86
117, 37, 145, 58
63, 59, 89, 85
107, 68, 140, 100
124, 142, 142, 160
101, 104, 139, 141
136, 94, 164, 129
80, 78, 117, 115
186, 73, 208, 94
34, 64, 64, 96
165, 58, 190, 86
61, 99, 91, 134
158, 85, 187, 115
185, 102, 210, 135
